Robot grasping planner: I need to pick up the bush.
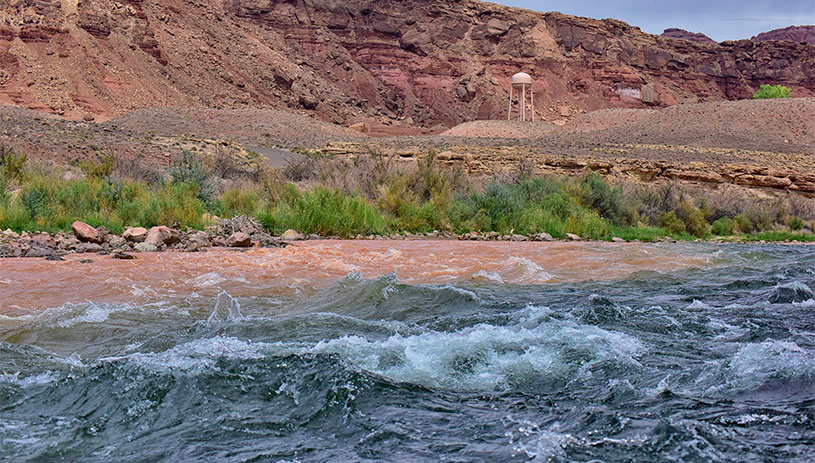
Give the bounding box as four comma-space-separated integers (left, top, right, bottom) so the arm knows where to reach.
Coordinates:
711, 217, 735, 235
169, 150, 215, 207
76, 153, 114, 179
676, 201, 710, 237
734, 213, 754, 234
753, 84, 791, 99
660, 211, 686, 235
0, 145, 27, 184
789, 216, 804, 231
579, 172, 625, 225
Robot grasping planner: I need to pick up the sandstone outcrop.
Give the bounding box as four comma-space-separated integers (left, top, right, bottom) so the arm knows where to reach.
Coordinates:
0, 1, 812, 127
752, 26, 815, 44
660, 28, 716, 44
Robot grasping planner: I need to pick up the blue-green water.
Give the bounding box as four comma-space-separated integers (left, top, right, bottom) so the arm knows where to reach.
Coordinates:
1, 244, 814, 462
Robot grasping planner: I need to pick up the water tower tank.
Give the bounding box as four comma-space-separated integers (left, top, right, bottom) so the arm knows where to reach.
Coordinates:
511, 72, 532, 89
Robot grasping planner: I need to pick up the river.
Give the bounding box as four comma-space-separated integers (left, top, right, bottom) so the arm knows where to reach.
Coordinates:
1, 241, 813, 462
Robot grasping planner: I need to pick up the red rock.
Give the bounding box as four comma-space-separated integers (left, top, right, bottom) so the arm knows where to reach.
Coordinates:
145, 226, 181, 247
122, 227, 149, 243
752, 26, 815, 44
227, 232, 253, 247
0, 0, 813, 127
72, 221, 102, 244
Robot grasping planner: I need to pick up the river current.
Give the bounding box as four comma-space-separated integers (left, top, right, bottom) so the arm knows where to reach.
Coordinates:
1, 241, 813, 462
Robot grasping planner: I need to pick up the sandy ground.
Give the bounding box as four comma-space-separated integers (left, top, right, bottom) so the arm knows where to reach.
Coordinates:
1, 98, 813, 173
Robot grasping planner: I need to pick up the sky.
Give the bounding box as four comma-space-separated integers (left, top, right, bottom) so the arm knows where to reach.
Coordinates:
494, 0, 815, 41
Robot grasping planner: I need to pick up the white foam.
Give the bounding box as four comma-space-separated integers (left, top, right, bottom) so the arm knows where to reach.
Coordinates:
311, 314, 643, 391
729, 340, 815, 388
687, 300, 710, 309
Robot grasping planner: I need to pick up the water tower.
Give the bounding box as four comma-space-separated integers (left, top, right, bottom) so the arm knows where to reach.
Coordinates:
507, 72, 534, 122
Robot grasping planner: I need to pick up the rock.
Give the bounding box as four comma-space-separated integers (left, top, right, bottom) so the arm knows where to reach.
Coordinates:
511, 234, 527, 241
76, 242, 102, 253
45, 255, 66, 261
78, 259, 93, 264
227, 232, 253, 247
660, 28, 716, 44
298, 94, 319, 110
112, 252, 136, 260
641, 83, 661, 106
108, 236, 128, 249
349, 122, 370, 133
211, 237, 228, 247
280, 229, 304, 241
146, 226, 181, 247
25, 246, 54, 258
72, 221, 102, 244
0, 243, 22, 257
31, 233, 56, 248
611, 237, 625, 243
537, 233, 554, 242
134, 242, 158, 253
769, 282, 814, 304
2, 229, 20, 240
122, 227, 149, 242
308, 234, 321, 240
566, 233, 582, 241
188, 230, 210, 246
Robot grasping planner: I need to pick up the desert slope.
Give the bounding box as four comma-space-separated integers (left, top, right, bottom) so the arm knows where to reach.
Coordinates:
0, 0, 813, 128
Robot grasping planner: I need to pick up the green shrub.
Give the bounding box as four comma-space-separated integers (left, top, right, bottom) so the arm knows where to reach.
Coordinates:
734, 213, 754, 234
711, 217, 735, 235
789, 216, 804, 231
264, 186, 387, 237
0, 146, 27, 184
579, 172, 625, 225
753, 84, 791, 99
169, 150, 215, 206
77, 153, 114, 179
676, 200, 710, 237
660, 211, 686, 235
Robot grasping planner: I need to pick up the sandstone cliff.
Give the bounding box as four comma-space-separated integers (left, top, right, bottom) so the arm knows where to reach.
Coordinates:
1, 0, 814, 127
660, 28, 716, 44
752, 26, 815, 44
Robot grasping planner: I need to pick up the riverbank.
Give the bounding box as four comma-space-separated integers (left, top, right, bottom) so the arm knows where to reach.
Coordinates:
2, 216, 814, 260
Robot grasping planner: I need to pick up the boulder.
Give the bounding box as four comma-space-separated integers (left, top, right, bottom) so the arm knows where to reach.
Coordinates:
31, 233, 56, 248
107, 236, 128, 249
134, 242, 158, 253
611, 237, 625, 243
641, 83, 661, 106
76, 242, 102, 253
188, 230, 211, 247
146, 226, 181, 247
349, 122, 370, 133
72, 221, 102, 244
228, 232, 253, 247
280, 229, 304, 241
566, 233, 582, 241
122, 227, 149, 242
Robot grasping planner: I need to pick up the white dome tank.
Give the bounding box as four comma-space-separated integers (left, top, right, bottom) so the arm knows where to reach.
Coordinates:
511, 72, 532, 89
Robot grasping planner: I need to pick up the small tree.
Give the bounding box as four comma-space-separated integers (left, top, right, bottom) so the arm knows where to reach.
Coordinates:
753, 84, 791, 99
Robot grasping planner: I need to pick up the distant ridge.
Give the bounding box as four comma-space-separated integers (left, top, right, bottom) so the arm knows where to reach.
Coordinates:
752, 25, 815, 44
660, 28, 716, 44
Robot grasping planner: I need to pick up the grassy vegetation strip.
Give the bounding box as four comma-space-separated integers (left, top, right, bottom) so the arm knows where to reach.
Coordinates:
1, 146, 813, 242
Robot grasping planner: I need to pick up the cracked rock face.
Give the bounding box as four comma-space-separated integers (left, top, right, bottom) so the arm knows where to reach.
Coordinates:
0, 0, 813, 127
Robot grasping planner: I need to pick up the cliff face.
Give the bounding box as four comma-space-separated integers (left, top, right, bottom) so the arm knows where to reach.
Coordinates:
660, 28, 716, 44
752, 26, 815, 44
1, 0, 814, 126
